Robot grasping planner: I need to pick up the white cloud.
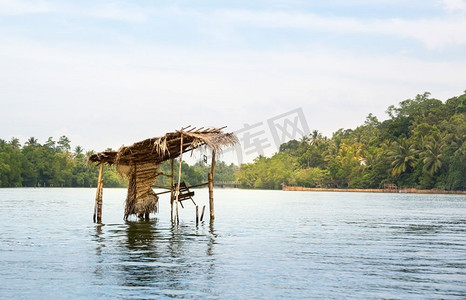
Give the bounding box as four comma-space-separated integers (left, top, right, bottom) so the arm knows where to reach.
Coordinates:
440, 0, 466, 13
3, 1, 466, 49
1, 1, 466, 153
0, 0, 54, 15
0, 0, 148, 22
84, 3, 148, 22
1, 38, 465, 151
205, 9, 466, 49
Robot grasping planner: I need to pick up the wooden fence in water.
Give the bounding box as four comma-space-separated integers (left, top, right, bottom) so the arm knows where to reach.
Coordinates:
282, 184, 466, 195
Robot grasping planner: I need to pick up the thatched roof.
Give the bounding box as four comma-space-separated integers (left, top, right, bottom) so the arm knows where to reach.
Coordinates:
88, 126, 238, 166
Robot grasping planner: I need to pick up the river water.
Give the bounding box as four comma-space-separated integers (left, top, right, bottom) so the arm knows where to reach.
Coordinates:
0, 188, 465, 299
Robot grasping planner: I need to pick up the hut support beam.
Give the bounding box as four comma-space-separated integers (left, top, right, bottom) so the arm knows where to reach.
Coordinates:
209, 150, 216, 220
174, 134, 183, 224
170, 158, 174, 222
93, 162, 104, 223
87, 126, 238, 223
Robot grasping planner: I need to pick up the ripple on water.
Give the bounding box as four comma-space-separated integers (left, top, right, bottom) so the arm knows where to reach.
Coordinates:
0, 189, 465, 299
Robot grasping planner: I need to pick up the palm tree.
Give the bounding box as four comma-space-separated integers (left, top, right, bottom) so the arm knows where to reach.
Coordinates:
25, 137, 39, 147
73, 146, 85, 160
449, 132, 466, 157
323, 139, 339, 161
455, 140, 466, 157
9, 137, 21, 148
421, 138, 444, 175
389, 139, 417, 176
310, 130, 322, 146
299, 135, 310, 145
85, 150, 95, 159
74, 146, 83, 155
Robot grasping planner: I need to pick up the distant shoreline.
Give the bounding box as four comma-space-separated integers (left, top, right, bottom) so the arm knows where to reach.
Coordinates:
1, 186, 465, 195
282, 185, 466, 195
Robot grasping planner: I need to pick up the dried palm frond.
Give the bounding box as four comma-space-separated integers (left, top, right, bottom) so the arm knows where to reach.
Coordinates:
87, 126, 238, 219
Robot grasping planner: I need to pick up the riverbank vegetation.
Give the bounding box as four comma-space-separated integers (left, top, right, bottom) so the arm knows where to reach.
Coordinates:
0, 136, 119, 187
1, 92, 465, 190
0, 136, 237, 187
237, 92, 466, 190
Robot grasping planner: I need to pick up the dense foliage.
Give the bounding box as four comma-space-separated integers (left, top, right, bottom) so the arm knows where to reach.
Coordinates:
1, 92, 464, 190
237, 92, 466, 190
0, 136, 123, 187
0, 136, 238, 188
156, 160, 238, 187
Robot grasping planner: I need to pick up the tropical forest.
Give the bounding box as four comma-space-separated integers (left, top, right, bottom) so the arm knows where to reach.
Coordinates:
1, 92, 465, 190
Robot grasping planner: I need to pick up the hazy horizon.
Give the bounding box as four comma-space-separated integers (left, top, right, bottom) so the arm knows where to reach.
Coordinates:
1, 0, 466, 163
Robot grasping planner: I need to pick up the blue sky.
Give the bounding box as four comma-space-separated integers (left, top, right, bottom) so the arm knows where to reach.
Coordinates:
1, 0, 466, 161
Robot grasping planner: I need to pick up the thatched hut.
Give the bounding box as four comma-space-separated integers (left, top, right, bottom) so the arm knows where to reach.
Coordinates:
88, 126, 238, 223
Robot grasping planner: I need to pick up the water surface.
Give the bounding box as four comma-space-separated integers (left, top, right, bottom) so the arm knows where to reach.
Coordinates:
1, 188, 465, 299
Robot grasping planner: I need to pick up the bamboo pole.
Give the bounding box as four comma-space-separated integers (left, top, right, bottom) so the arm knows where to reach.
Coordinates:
170, 158, 175, 222
174, 134, 184, 224
187, 182, 209, 188
97, 179, 104, 223
156, 190, 173, 196
209, 150, 216, 220
93, 162, 103, 222
93, 162, 104, 223
200, 205, 206, 221
208, 173, 213, 220
170, 158, 174, 222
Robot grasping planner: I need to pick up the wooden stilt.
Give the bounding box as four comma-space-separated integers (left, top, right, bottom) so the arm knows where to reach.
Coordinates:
170, 158, 174, 222
196, 205, 199, 225
174, 133, 184, 224
200, 205, 206, 221
94, 162, 104, 223
208, 150, 216, 220
97, 179, 103, 223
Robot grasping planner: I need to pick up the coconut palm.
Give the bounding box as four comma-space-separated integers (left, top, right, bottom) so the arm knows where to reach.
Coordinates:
455, 140, 466, 157
9, 137, 21, 148
310, 130, 323, 146
299, 135, 310, 145
74, 146, 83, 155
389, 139, 417, 176
85, 150, 95, 156
25, 137, 39, 147
449, 132, 466, 157
421, 138, 444, 175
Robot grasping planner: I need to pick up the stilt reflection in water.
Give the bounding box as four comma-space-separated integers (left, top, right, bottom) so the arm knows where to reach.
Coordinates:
93, 219, 220, 298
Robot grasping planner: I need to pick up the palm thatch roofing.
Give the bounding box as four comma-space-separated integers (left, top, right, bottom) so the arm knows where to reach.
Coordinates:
88, 126, 238, 166
88, 126, 238, 220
